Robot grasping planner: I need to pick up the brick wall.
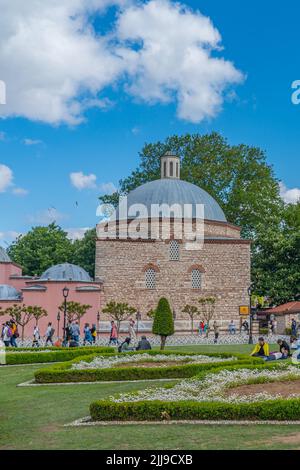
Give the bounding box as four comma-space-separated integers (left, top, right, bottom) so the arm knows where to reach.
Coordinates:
95, 220, 251, 329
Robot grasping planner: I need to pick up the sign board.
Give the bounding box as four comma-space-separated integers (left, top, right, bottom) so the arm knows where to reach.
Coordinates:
239, 305, 249, 316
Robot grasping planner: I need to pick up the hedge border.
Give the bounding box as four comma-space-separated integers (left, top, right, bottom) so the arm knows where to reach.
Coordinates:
4, 346, 115, 365
34, 351, 262, 383
90, 362, 299, 422
90, 398, 300, 422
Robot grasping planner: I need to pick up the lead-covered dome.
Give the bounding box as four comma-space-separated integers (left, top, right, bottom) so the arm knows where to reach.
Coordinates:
0, 247, 11, 262
118, 179, 226, 222
0, 284, 22, 300
40, 263, 92, 282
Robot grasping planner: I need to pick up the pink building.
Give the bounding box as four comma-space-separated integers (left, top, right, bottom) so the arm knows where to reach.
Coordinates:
0, 247, 102, 337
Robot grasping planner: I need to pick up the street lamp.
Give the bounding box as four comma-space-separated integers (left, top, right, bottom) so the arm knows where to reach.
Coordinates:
62, 287, 69, 346
136, 311, 141, 336
248, 284, 254, 345
97, 311, 100, 342
57, 311, 61, 339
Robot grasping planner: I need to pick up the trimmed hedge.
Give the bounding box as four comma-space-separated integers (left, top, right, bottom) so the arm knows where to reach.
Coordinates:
5, 346, 114, 365
34, 351, 262, 383
90, 362, 299, 422
90, 398, 300, 422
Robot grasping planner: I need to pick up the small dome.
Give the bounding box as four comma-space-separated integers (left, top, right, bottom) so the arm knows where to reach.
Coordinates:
0, 247, 11, 262
40, 263, 92, 282
117, 179, 226, 222
0, 284, 22, 300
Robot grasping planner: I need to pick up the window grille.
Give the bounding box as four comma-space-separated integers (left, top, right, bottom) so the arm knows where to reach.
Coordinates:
145, 268, 156, 289
191, 269, 202, 289
169, 240, 179, 261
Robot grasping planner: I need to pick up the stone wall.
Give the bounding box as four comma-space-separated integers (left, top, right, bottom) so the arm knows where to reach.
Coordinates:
95, 221, 251, 329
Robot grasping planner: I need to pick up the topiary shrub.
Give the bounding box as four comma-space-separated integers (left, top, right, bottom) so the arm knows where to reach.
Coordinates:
152, 298, 174, 350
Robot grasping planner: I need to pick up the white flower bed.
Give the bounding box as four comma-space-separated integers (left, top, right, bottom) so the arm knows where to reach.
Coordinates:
71, 353, 236, 370
110, 366, 300, 404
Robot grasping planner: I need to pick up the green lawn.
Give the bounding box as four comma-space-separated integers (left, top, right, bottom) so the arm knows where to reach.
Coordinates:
1, 343, 299, 451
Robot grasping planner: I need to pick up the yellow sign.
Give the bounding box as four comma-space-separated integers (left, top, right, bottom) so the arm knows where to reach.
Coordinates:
239, 306, 249, 316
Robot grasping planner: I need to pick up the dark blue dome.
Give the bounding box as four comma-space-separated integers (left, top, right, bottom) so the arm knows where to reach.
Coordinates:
117, 179, 226, 222
40, 263, 92, 282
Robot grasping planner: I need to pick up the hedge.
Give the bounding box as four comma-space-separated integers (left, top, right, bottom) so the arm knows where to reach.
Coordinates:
4, 346, 114, 365
34, 352, 262, 383
90, 362, 298, 422
90, 398, 300, 422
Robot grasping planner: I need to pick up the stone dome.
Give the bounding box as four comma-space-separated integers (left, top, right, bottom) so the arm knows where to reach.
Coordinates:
0, 247, 11, 262
0, 284, 22, 300
40, 263, 92, 282
117, 178, 226, 222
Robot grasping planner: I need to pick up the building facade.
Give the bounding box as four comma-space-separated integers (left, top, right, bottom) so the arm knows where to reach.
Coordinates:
95, 152, 251, 331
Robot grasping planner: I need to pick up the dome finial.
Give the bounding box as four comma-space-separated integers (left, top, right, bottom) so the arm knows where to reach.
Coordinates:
161, 151, 180, 179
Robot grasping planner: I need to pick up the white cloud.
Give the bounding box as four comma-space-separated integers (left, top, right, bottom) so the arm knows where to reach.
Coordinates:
70, 171, 97, 190
0, 230, 21, 245
12, 187, 29, 196
23, 138, 43, 146
66, 227, 91, 240
0, 0, 243, 125
280, 182, 300, 204
0, 164, 13, 192
28, 208, 67, 225
99, 182, 117, 194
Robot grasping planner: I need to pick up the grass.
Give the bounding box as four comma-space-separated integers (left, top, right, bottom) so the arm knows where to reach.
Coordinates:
1, 343, 299, 450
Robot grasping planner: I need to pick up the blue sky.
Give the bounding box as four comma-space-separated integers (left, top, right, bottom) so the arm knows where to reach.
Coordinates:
0, 0, 300, 246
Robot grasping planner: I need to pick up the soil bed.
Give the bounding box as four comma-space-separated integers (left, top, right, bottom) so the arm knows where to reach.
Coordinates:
226, 380, 300, 398
116, 361, 191, 368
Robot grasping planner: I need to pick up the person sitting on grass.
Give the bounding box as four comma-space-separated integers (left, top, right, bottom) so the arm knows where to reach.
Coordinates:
118, 337, 135, 352
136, 336, 152, 351
265, 347, 289, 361
277, 339, 291, 356
251, 337, 270, 358
290, 336, 300, 350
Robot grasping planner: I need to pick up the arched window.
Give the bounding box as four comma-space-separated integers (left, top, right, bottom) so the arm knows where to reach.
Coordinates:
145, 268, 156, 289
170, 161, 173, 177
191, 269, 202, 289
164, 161, 167, 177
176, 162, 179, 177
169, 240, 179, 261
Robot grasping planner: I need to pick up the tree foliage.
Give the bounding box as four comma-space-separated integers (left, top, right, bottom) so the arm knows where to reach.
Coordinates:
58, 301, 92, 324
182, 304, 199, 334
26, 306, 48, 326
8, 224, 73, 276
4, 304, 33, 341
102, 301, 137, 333
72, 228, 96, 278
152, 298, 174, 350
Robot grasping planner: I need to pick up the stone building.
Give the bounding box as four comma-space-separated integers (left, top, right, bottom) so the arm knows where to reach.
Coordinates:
95, 152, 251, 331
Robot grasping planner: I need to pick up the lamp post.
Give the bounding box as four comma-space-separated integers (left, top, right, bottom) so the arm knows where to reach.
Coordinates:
136, 311, 141, 336
248, 284, 254, 345
57, 311, 61, 339
62, 287, 69, 346
97, 311, 100, 343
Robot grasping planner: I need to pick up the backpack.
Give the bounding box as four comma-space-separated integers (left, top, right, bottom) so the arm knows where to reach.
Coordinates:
50, 327, 55, 337
7, 327, 13, 338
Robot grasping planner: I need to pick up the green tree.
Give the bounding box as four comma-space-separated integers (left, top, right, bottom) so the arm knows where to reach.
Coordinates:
252, 202, 300, 305
182, 304, 199, 334
8, 223, 74, 276
58, 301, 92, 324
102, 301, 137, 334
72, 228, 96, 278
4, 304, 33, 342
27, 306, 48, 327
198, 297, 216, 337
152, 298, 174, 350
